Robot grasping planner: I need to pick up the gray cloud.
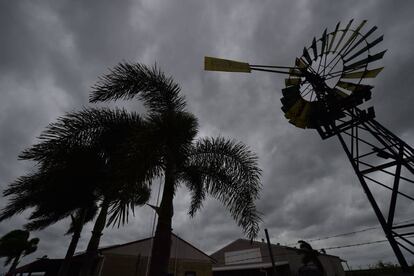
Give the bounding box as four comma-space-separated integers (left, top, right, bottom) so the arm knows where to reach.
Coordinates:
1, 0, 414, 273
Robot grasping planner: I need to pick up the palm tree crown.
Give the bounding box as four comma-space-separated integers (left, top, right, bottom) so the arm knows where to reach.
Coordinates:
0, 107, 152, 276
90, 62, 262, 275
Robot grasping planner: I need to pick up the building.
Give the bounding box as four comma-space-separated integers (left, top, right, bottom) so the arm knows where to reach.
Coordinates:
95, 233, 213, 276
210, 239, 345, 276
13, 233, 213, 276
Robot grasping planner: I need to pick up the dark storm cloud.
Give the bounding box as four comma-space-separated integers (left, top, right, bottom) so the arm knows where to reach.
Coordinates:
1, 0, 414, 272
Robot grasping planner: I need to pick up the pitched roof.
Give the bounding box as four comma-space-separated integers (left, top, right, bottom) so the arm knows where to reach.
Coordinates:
96, 232, 215, 262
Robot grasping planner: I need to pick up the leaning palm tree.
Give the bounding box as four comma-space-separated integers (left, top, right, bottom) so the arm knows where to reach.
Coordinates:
90, 62, 262, 275
0, 229, 39, 274
1, 162, 99, 276
23, 108, 153, 276
1, 143, 107, 276
1, 108, 152, 276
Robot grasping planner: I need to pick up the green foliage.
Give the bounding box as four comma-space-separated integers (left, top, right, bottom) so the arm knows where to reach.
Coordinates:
345, 261, 414, 276
376, 261, 397, 269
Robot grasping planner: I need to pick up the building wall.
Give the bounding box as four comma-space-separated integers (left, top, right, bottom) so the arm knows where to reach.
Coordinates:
98, 254, 212, 276
173, 259, 212, 276
319, 255, 345, 276
98, 254, 141, 276
211, 239, 345, 276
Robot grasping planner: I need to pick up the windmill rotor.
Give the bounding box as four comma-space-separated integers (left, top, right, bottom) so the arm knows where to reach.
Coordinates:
281, 19, 385, 129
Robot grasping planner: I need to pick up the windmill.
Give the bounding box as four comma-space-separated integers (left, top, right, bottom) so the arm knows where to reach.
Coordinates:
204, 20, 414, 272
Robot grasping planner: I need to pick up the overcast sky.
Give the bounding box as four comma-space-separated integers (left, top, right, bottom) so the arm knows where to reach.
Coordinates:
1, 0, 414, 272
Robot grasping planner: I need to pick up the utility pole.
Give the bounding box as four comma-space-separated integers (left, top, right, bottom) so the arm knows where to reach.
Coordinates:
265, 229, 277, 276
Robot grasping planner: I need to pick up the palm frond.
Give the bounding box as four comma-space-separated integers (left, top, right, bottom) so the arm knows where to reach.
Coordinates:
20, 107, 144, 163
183, 137, 262, 239
0, 173, 45, 221
106, 117, 165, 188
25, 215, 65, 232
90, 63, 186, 114
181, 166, 205, 217
1, 165, 97, 227
4, 106, 159, 235
107, 183, 151, 227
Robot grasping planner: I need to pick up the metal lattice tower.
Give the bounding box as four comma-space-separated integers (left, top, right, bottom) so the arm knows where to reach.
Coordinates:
204, 19, 414, 273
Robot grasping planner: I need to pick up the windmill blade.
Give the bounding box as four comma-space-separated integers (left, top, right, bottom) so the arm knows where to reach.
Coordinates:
289, 68, 302, 76
285, 99, 315, 129
333, 19, 354, 52
343, 35, 384, 63
281, 93, 301, 112
290, 101, 313, 129
320, 29, 327, 56
327, 22, 340, 53
341, 67, 384, 79
334, 88, 349, 98
303, 47, 313, 64
337, 81, 373, 92
311, 37, 318, 60
285, 78, 301, 86
295, 58, 308, 69
344, 50, 387, 71
343, 26, 378, 58
285, 98, 306, 120
204, 56, 251, 73
281, 93, 300, 109
281, 85, 301, 112
282, 85, 301, 97
338, 20, 367, 54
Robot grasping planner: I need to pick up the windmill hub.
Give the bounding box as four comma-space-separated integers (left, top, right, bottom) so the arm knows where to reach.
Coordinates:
308, 54, 344, 89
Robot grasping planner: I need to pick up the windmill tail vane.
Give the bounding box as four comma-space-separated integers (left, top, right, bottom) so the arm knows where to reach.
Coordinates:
204, 56, 302, 76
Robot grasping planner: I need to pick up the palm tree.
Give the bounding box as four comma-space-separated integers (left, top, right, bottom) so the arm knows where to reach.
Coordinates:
1, 143, 105, 276
90, 62, 262, 275
26, 108, 153, 276
0, 229, 39, 274
1, 165, 99, 276
1, 108, 152, 276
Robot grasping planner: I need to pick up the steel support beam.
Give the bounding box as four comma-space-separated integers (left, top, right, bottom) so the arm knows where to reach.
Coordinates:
336, 132, 410, 272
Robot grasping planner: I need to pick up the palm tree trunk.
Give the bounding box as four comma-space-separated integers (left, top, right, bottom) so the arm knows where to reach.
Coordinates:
8, 254, 21, 274
79, 198, 110, 276
57, 209, 88, 276
149, 164, 175, 276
